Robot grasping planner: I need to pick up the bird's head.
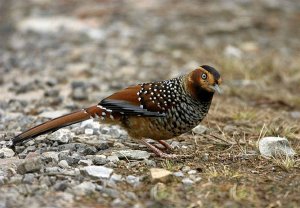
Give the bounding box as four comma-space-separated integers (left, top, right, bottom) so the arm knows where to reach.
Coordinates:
186, 65, 222, 100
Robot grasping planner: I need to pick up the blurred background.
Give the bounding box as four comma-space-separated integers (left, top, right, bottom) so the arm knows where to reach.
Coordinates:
1, 0, 300, 110
0, 0, 300, 207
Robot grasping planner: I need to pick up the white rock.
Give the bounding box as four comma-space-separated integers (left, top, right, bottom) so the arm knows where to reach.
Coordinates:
0, 148, 15, 158
81, 166, 113, 179
126, 175, 140, 186
107, 155, 119, 163
47, 129, 73, 143
150, 168, 171, 181
110, 173, 123, 182
73, 181, 96, 196
84, 128, 94, 135
42, 151, 59, 162
173, 171, 184, 177
58, 160, 69, 169
81, 120, 100, 129
259, 137, 296, 157
78, 160, 93, 166
182, 178, 194, 185
290, 111, 300, 119
188, 170, 197, 175
113, 150, 150, 160
39, 110, 70, 119
224, 45, 242, 59
192, 125, 208, 134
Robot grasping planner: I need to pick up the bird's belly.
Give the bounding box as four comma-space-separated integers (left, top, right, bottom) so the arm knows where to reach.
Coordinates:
123, 112, 203, 141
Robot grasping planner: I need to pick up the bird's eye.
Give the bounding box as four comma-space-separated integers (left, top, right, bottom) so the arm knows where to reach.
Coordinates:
201, 73, 207, 80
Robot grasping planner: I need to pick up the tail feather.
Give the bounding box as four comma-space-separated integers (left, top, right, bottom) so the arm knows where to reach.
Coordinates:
11, 105, 102, 146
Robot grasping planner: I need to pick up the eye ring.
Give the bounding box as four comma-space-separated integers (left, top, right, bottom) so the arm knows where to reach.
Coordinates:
201, 73, 207, 80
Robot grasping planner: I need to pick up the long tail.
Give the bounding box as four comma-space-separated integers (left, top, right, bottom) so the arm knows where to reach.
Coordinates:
11, 105, 103, 146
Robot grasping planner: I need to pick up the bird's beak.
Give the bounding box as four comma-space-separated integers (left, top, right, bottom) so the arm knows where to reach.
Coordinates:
210, 84, 222, 94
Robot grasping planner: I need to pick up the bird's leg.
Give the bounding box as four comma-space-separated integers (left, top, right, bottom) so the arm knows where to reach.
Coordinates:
158, 140, 173, 151
141, 139, 178, 158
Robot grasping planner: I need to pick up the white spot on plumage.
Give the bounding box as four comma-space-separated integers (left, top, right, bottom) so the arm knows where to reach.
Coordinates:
140, 105, 143, 108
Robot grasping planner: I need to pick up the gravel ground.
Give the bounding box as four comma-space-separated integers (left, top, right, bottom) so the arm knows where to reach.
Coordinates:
0, 0, 300, 207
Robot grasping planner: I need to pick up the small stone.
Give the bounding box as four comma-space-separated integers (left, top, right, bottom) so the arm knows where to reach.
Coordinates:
54, 180, 69, 191
259, 137, 295, 157
150, 168, 172, 181
182, 178, 194, 185
173, 171, 184, 177
290, 111, 300, 119
58, 160, 69, 169
73, 181, 96, 196
78, 159, 93, 166
192, 125, 208, 134
23, 173, 35, 184
107, 155, 119, 163
44, 167, 60, 173
110, 173, 123, 182
126, 175, 140, 186
17, 158, 42, 174
170, 141, 180, 149
188, 170, 197, 175
81, 166, 113, 179
224, 45, 242, 59
113, 150, 150, 160
182, 166, 191, 172
42, 151, 59, 162
72, 87, 88, 101
90, 155, 108, 165
47, 129, 73, 144
39, 110, 69, 119
84, 128, 94, 135
0, 148, 14, 158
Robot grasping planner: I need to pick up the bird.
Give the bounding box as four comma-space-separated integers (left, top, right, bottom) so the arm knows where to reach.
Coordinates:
11, 65, 221, 158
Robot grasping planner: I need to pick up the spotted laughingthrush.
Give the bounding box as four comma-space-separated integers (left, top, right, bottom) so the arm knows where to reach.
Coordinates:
11, 65, 221, 158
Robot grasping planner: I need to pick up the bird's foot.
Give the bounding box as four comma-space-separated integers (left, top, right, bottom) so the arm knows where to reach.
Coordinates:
141, 139, 189, 158
157, 140, 173, 151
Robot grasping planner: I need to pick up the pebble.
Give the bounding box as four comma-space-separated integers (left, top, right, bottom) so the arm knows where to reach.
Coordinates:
71, 87, 88, 101
150, 168, 172, 181
78, 159, 93, 166
81, 166, 113, 179
173, 171, 184, 177
192, 125, 208, 134
89, 155, 108, 165
182, 178, 194, 185
290, 111, 300, 119
188, 170, 197, 175
113, 150, 151, 160
39, 110, 69, 119
84, 128, 94, 135
110, 173, 123, 182
0, 148, 15, 158
126, 175, 140, 186
58, 160, 69, 169
182, 166, 191, 172
47, 129, 73, 144
224, 45, 242, 58
17, 158, 42, 174
259, 137, 295, 157
42, 151, 59, 162
23, 173, 35, 184
73, 181, 96, 196
107, 155, 119, 163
